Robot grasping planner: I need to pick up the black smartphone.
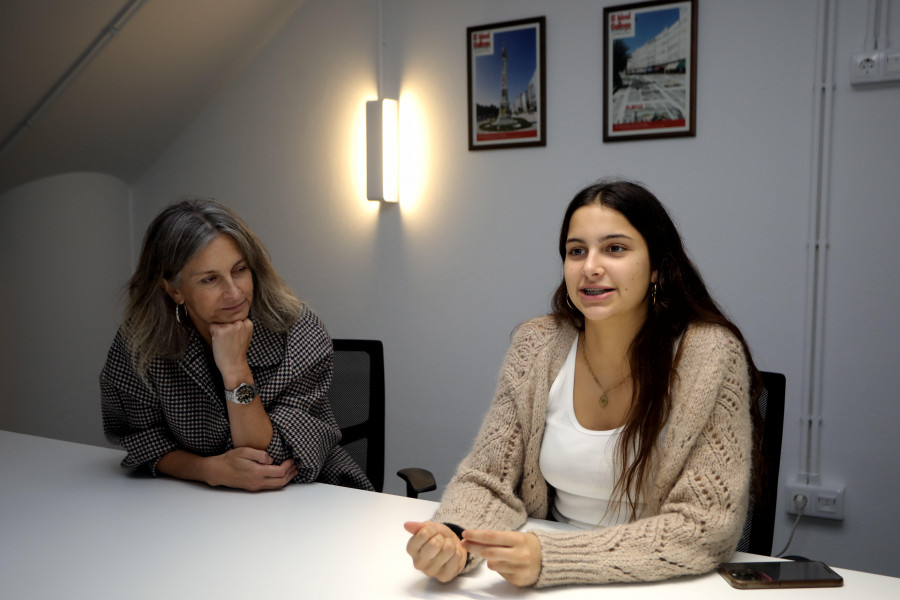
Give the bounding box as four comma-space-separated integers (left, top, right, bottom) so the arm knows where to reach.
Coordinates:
717, 560, 843, 589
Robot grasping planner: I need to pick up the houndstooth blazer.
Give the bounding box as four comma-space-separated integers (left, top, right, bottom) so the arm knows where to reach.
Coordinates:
100, 304, 372, 491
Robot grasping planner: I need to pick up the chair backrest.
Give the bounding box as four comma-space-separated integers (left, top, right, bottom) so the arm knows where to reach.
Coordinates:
327, 339, 385, 492
735, 370, 786, 556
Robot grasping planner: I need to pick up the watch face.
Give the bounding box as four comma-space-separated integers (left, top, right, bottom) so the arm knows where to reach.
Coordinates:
236, 384, 255, 403
228, 383, 256, 404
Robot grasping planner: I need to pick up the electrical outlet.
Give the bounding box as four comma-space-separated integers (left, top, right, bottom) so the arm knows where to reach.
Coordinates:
851, 47, 900, 85
850, 52, 882, 84
885, 50, 900, 78
786, 482, 845, 520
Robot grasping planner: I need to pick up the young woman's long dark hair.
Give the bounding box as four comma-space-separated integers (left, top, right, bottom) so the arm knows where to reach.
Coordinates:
550, 179, 764, 519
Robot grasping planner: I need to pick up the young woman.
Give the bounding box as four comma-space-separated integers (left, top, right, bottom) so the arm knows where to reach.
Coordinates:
404, 179, 762, 587
101, 198, 371, 492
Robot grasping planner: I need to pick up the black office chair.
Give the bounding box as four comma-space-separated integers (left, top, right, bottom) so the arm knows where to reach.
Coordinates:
735, 371, 786, 556
328, 339, 436, 497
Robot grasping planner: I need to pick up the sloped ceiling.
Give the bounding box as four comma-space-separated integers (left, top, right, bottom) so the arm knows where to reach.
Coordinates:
0, 0, 304, 196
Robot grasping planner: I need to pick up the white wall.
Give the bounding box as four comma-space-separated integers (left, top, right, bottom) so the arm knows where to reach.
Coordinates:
804, 0, 900, 577
133, 0, 900, 577
0, 172, 132, 446
3, 0, 898, 579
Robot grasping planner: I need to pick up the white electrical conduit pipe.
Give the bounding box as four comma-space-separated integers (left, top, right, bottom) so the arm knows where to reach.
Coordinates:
377, 0, 385, 99
866, 0, 878, 50
877, 0, 890, 49
800, 0, 837, 487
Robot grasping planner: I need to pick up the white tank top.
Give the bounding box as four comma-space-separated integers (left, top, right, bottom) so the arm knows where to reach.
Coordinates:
538, 338, 641, 529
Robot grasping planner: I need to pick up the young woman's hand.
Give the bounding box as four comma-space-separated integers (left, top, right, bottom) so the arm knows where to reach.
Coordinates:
404, 521, 468, 582
462, 529, 542, 587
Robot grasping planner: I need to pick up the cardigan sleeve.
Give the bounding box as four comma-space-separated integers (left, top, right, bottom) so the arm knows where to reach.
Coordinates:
433, 319, 558, 569
531, 324, 753, 587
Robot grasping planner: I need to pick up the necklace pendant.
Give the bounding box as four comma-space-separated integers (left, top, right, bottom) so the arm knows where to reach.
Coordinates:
598, 393, 609, 408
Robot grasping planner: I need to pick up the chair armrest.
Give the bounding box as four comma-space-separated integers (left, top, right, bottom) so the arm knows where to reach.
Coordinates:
396, 467, 437, 499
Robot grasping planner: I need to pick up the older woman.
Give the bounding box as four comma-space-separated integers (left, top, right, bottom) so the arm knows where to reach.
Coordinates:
101, 198, 371, 492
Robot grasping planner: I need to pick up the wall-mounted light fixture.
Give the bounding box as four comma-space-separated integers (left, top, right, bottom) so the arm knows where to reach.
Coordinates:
366, 98, 398, 203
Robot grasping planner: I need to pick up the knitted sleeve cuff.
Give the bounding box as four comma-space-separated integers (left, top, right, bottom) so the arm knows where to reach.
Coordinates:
531, 530, 615, 588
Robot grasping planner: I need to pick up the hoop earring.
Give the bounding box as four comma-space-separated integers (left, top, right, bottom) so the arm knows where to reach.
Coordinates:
650, 282, 658, 308
566, 294, 577, 311
175, 303, 183, 324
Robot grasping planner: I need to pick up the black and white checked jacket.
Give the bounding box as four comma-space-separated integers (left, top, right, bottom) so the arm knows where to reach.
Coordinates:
100, 305, 372, 491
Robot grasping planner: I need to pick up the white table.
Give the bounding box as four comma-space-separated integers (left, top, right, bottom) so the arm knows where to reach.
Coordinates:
1, 430, 897, 599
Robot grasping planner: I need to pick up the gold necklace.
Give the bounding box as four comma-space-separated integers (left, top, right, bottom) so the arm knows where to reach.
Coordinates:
580, 334, 630, 408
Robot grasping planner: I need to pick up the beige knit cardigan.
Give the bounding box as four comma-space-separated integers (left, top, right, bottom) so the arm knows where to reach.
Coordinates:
433, 315, 752, 588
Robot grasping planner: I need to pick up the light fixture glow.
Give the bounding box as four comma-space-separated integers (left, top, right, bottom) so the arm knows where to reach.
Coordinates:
366, 98, 398, 203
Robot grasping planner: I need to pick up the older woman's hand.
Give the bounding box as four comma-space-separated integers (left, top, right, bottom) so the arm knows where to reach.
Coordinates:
210, 318, 254, 387
157, 447, 297, 492
209, 447, 297, 491
404, 521, 468, 582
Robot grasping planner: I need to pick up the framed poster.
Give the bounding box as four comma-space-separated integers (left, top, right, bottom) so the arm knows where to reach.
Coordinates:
467, 16, 546, 150
603, 0, 697, 142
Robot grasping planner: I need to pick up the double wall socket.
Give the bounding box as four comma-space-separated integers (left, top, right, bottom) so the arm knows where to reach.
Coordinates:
851, 47, 900, 85
786, 482, 845, 520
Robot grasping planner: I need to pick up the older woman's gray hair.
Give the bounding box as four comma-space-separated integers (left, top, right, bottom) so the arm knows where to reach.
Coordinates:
123, 197, 302, 376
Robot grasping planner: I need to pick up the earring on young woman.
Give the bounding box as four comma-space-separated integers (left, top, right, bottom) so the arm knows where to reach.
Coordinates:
175, 303, 183, 324
650, 282, 658, 308
566, 294, 577, 311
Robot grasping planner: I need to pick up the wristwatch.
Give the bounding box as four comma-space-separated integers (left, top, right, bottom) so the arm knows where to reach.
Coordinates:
224, 382, 257, 405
